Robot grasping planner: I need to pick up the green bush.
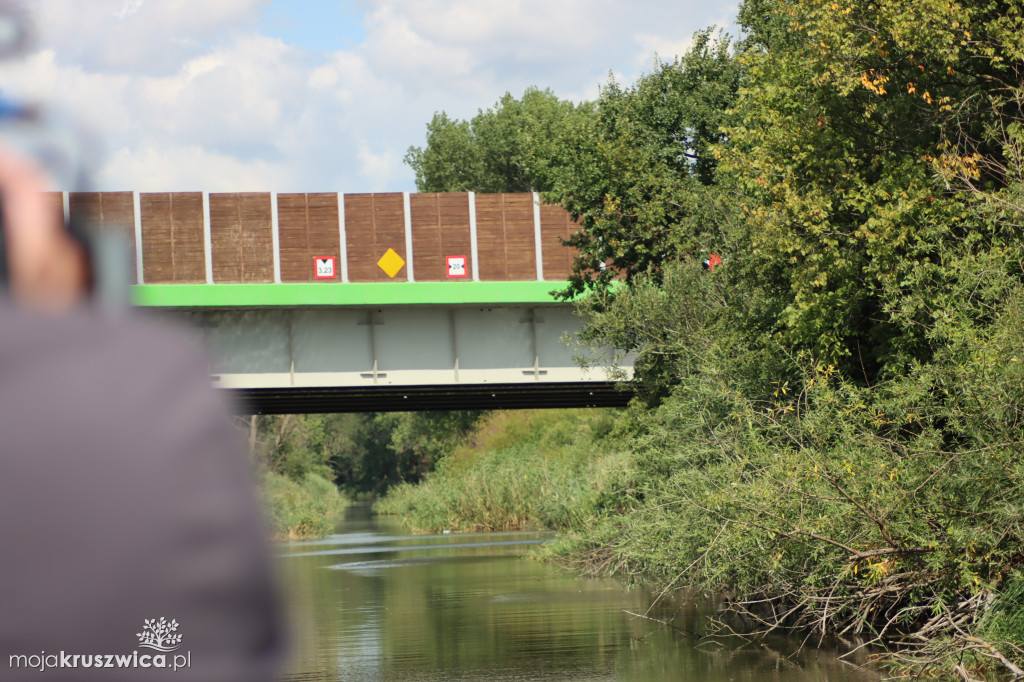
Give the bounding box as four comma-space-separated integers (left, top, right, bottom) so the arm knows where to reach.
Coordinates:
376, 409, 625, 533
261, 471, 348, 540
980, 572, 1024, 655
553, 271, 1024, 674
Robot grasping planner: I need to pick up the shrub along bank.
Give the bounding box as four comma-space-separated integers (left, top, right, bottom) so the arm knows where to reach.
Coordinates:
260, 471, 348, 540
397, 0, 1024, 672
549, 273, 1024, 675
376, 409, 624, 533
248, 411, 482, 538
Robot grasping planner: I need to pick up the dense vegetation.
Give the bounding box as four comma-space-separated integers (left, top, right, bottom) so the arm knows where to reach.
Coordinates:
399, 0, 1024, 676
377, 409, 622, 533
404, 86, 592, 194
248, 411, 479, 538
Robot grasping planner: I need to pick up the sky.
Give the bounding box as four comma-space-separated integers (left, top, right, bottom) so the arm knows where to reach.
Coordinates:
0, 0, 739, 193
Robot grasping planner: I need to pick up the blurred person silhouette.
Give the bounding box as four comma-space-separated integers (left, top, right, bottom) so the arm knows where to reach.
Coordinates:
0, 7, 283, 680
0, 145, 284, 682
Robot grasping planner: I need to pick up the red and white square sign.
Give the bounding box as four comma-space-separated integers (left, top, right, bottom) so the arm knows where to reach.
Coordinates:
446, 255, 467, 278
314, 256, 336, 279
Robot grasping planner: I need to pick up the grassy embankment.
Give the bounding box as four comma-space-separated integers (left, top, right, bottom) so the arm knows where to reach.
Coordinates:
260, 471, 347, 540
376, 408, 624, 533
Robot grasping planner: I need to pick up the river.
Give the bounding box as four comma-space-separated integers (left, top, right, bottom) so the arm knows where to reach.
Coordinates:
274, 504, 881, 681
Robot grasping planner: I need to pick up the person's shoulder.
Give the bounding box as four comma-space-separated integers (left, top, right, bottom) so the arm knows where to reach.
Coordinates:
0, 301, 229, 417
0, 301, 204, 366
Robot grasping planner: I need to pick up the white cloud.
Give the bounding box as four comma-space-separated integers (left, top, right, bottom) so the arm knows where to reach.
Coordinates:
99, 143, 288, 191
114, 0, 144, 21
633, 33, 700, 65
2, 0, 740, 193
31, 0, 272, 73
356, 141, 400, 191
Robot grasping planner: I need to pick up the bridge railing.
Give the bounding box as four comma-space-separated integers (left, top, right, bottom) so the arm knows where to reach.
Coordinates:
49, 191, 582, 287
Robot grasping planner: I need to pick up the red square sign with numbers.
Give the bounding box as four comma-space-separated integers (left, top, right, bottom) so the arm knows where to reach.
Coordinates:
446, 255, 467, 278
314, 257, 336, 279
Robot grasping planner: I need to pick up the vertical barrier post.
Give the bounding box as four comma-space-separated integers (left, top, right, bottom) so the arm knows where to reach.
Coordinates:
270, 191, 281, 283
337, 192, 349, 283
468, 192, 480, 281
532, 192, 544, 281
132, 191, 144, 284
403, 191, 415, 282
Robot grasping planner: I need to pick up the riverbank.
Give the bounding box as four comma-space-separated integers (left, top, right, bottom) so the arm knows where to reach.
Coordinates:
376, 408, 624, 533
376, 396, 1024, 679
260, 471, 348, 540
276, 503, 881, 681
253, 387, 1024, 676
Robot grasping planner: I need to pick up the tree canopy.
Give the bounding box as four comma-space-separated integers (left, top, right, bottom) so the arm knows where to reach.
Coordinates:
547, 30, 742, 295
404, 87, 591, 194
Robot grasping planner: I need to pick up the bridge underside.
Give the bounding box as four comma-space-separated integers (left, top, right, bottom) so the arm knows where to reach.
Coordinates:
160, 303, 632, 414
228, 382, 633, 414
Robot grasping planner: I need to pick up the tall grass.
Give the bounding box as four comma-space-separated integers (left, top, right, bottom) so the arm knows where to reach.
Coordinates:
261, 471, 348, 540
376, 408, 624, 533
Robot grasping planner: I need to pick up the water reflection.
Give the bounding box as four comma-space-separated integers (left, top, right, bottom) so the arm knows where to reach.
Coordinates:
276, 504, 880, 681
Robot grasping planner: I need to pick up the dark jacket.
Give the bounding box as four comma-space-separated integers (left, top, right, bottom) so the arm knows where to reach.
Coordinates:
0, 302, 282, 680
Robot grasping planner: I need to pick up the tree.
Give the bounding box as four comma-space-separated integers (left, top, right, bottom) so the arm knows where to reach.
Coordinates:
404, 87, 591, 193
563, 1, 1024, 675
718, 0, 1023, 377
545, 30, 743, 296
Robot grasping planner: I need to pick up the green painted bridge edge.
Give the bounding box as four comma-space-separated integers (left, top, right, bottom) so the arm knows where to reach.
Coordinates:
130, 281, 575, 307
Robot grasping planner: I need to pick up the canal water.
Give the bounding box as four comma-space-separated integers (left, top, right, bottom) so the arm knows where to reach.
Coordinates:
275, 504, 881, 681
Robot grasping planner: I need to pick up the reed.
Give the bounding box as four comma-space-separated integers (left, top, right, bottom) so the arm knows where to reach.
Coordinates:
376, 408, 623, 533
261, 471, 348, 540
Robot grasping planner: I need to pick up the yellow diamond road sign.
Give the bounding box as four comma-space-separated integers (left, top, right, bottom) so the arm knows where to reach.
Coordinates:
377, 248, 405, 278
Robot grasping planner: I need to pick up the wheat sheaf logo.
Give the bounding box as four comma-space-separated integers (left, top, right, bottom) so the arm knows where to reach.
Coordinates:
136, 618, 183, 652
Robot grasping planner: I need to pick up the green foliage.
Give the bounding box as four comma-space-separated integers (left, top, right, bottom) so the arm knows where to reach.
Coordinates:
376, 409, 625, 533
324, 412, 406, 495
573, 261, 791, 406
980, 572, 1024, 652
329, 411, 482, 495
561, 267, 1024, 663
251, 411, 482, 537
250, 411, 482, 498
719, 0, 1024, 374
549, 0, 1024, 674
404, 87, 592, 193
381, 410, 482, 474
258, 414, 335, 481
395, 0, 1024, 673
261, 471, 347, 540
546, 30, 742, 295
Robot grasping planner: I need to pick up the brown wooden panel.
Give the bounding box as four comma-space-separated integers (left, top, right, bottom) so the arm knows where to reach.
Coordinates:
539, 203, 579, 281
140, 192, 205, 283
475, 194, 505, 280
344, 193, 407, 282
475, 193, 537, 281
277, 193, 341, 282
210, 193, 273, 283
69, 192, 138, 283
410, 192, 471, 281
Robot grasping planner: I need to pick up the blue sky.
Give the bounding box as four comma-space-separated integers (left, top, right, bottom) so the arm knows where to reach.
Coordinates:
257, 1, 366, 53
0, 0, 740, 193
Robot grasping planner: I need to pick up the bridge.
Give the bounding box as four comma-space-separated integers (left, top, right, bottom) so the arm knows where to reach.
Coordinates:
60, 190, 632, 413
